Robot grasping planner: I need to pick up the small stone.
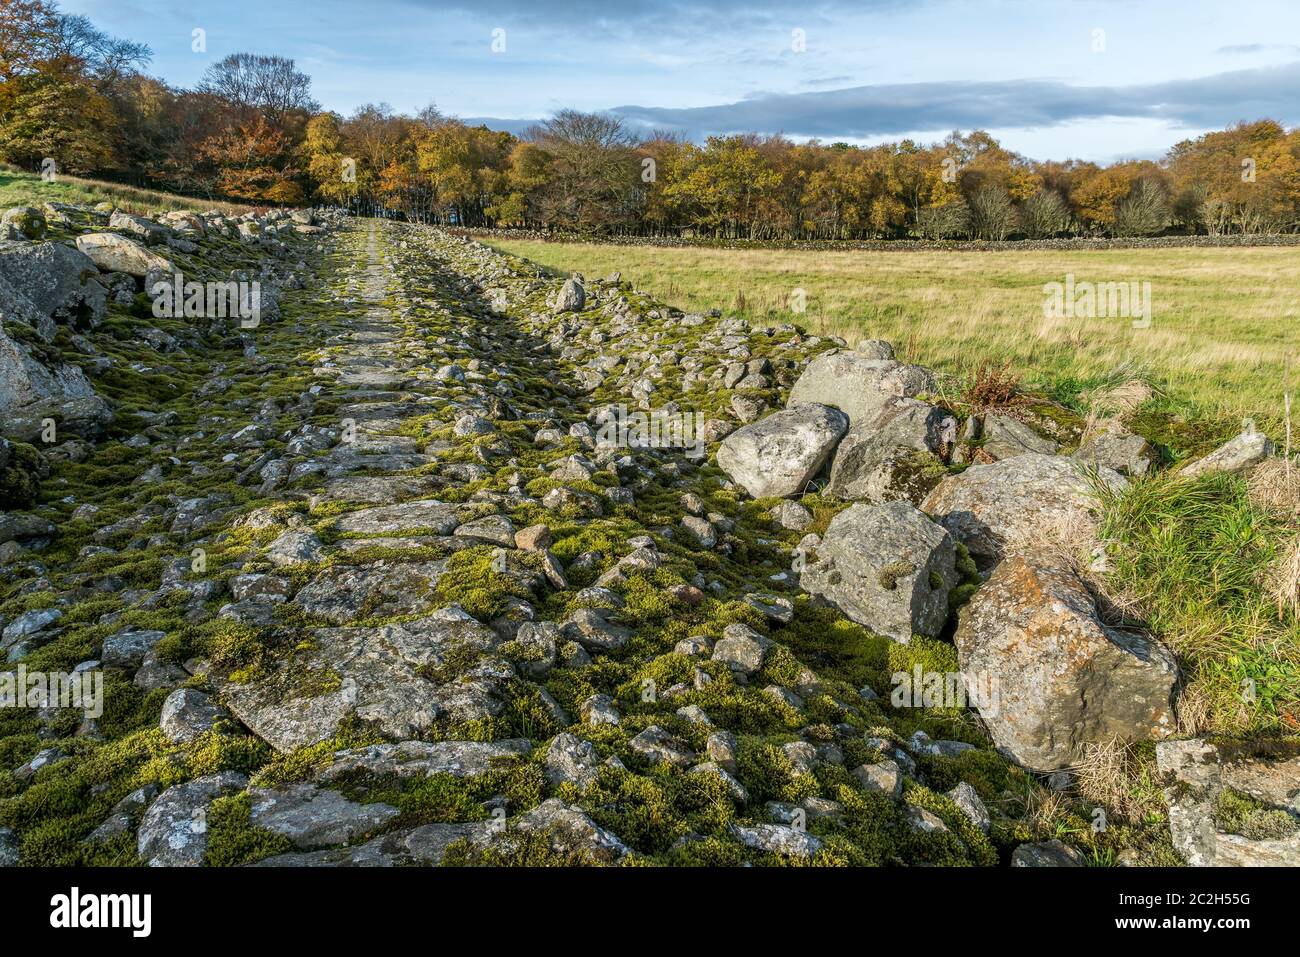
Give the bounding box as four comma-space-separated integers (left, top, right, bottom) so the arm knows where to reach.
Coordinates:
102, 629, 166, 669
853, 760, 903, 799
731, 823, 823, 858
690, 762, 748, 802
453, 514, 516, 546
544, 732, 602, 788
159, 688, 226, 744
771, 500, 812, 531
581, 693, 620, 726
742, 593, 794, 624
1011, 839, 1085, 867
629, 725, 696, 767
706, 730, 738, 773
946, 782, 990, 831
1183, 430, 1273, 478
675, 704, 713, 726
138, 771, 248, 866
266, 528, 324, 567
904, 806, 948, 833
711, 623, 770, 675
514, 524, 552, 551
674, 635, 712, 656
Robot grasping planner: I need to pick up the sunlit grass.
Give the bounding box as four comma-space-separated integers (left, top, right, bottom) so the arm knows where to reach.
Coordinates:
1098, 472, 1300, 735
488, 238, 1300, 425
0, 165, 253, 217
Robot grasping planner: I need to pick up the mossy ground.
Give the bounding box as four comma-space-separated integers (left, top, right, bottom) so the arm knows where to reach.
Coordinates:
0, 216, 1238, 868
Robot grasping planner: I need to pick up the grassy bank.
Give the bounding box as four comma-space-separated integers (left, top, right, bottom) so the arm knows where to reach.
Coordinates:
0, 166, 252, 217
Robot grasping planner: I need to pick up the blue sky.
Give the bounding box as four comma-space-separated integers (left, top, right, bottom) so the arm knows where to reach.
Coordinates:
62, 0, 1300, 161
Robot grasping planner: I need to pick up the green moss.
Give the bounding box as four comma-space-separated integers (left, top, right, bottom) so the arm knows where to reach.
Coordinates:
735, 738, 820, 804
430, 546, 536, 620
1215, 788, 1299, 840
877, 560, 915, 591
661, 834, 745, 866
0, 441, 46, 508
203, 794, 295, 866
441, 826, 605, 866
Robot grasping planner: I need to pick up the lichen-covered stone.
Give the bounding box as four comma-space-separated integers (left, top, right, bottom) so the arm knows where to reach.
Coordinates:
955, 550, 1177, 770
716, 402, 847, 498
800, 501, 956, 642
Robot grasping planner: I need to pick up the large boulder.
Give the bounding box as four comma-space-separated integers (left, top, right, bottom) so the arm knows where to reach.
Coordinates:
222, 606, 506, 752
0, 241, 106, 336
787, 350, 936, 426
0, 320, 112, 442
828, 397, 954, 503
922, 453, 1125, 564
246, 784, 400, 850
800, 501, 957, 642
293, 560, 450, 623
955, 550, 1177, 770
553, 277, 585, 312
0, 269, 52, 339
74, 232, 173, 277
108, 211, 169, 245
716, 402, 847, 498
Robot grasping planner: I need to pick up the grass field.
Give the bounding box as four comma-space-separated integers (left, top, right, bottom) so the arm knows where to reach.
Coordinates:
0, 166, 252, 217
488, 238, 1300, 425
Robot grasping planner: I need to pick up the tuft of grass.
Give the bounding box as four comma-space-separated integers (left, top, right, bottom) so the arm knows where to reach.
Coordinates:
1098, 472, 1300, 734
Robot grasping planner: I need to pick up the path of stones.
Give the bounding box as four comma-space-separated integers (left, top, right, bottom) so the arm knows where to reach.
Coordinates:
11, 215, 1288, 868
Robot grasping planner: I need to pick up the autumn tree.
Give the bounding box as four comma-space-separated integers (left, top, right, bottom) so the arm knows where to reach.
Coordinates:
196, 114, 303, 203
665, 134, 783, 238
1019, 189, 1071, 238
303, 112, 357, 206
1169, 121, 1300, 234
0, 0, 146, 173
1112, 177, 1170, 236
528, 110, 640, 230
199, 53, 316, 134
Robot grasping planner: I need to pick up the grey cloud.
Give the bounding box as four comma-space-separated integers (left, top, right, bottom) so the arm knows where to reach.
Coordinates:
606, 62, 1300, 138
458, 61, 1299, 142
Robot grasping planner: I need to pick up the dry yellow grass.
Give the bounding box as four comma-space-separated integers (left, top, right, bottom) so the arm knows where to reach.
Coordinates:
490, 238, 1300, 423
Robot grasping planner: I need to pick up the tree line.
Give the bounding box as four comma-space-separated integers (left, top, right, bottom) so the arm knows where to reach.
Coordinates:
4, 0, 1299, 239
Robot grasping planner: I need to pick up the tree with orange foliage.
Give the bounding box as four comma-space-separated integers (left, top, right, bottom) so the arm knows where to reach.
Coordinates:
197, 114, 303, 204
